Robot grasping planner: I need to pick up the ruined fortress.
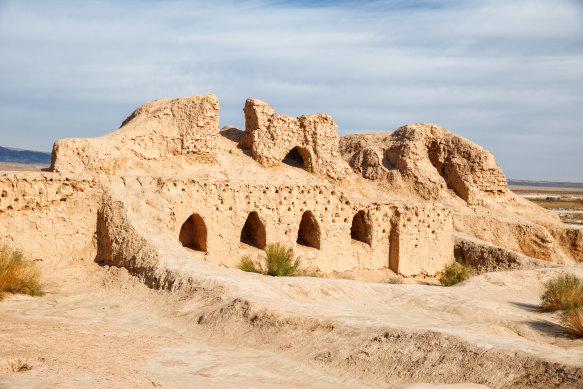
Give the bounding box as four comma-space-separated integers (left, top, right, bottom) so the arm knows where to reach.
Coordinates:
1, 94, 581, 283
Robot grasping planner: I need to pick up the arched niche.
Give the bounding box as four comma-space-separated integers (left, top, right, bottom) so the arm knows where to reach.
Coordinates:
351, 210, 371, 245
282, 146, 312, 171
297, 211, 320, 249
179, 213, 207, 252
240, 211, 266, 250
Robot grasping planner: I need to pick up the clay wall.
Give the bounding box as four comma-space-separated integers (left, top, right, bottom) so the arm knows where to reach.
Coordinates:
50, 94, 220, 174
0, 173, 103, 262
0, 173, 454, 276
241, 99, 348, 180
150, 178, 453, 275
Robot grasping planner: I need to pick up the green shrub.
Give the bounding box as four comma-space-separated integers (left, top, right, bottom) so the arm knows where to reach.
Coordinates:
238, 243, 301, 277
540, 273, 583, 312
238, 255, 263, 274
265, 243, 300, 277
439, 261, 473, 286
0, 245, 43, 300
561, 308, 583, 337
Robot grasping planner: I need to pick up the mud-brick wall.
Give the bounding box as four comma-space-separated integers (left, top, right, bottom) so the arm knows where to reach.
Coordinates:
159, 179, 386, 272
0, 173, 103, 261
391, 204, 454, 276
142, 178, 454, 275
241, 99, 347, 180
474, 169, 507, 194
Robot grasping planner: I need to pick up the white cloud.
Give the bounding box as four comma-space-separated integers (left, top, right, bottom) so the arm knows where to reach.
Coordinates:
0, 0, 581, 179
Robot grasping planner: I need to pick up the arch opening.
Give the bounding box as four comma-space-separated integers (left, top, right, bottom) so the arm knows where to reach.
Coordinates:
179, 213, 207, 252
283, 146, 310, 170
240, 211, 266, 250
351, 210, 371, 245
297, 211, 320, 249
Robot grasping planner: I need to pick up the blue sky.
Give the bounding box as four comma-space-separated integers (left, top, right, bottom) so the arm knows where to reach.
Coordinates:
0, 0, 582, 180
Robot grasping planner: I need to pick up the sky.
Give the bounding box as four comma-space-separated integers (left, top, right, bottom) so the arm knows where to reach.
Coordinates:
0, 0, 582, 180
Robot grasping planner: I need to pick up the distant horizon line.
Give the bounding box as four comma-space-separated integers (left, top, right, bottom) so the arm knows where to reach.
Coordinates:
0, 145, 581, 183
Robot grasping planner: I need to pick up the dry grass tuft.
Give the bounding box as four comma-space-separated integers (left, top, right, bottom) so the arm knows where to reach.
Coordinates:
540, 273, 583, 312
238, 243, 301, 277
440, 261, 474, 286
382, 275, 404, 284
0, 245, 43, 300
264, 243, 300, 277
561, 308, 583, 337
238, 255, 263, 274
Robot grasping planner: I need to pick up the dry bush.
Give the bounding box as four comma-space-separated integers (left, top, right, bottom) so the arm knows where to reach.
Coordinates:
561, 308, 583, 337
238, 243, 301, 277
540, 273, 583, 312
440, 261, 473, 286
264, 243, 300, 277
382, 275, 404, 284
238, 255, 263, 274
0, 245, 43, 300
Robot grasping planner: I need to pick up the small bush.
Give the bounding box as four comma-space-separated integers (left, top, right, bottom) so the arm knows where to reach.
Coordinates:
440, 261, 473, 286
0, 245, 43, 300
382, 275, 403, 284
561, 308, 583, 337
540, 273, 583, 312
238, 243, 301, 277
264, 243, 300, 277
238, 255, 263, 274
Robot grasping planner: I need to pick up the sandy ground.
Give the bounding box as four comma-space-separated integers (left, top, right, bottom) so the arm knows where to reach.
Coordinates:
0, 163, 48, 172
0, 261, 375, 388
1, 257, 582, 388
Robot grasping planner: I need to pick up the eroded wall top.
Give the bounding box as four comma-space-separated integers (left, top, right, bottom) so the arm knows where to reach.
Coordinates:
340, 123, 508, 205
240, 99, 348, 180
50, 94, 219, 175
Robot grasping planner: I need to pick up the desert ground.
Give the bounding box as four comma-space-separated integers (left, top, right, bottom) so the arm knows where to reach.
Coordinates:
1, 248, 582, 388
0, 163, 48, 172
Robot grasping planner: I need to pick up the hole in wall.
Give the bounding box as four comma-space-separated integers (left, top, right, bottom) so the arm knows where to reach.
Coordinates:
240, 211, 266, 250
351, 210, 371, 245
179, 214, 207, 252
282, 147, 305, 168
297, 211, 321, 249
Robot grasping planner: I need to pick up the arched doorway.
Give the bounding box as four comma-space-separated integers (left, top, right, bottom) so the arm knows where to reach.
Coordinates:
351, 210, 371, 245
240, 211, 266, 250
179, 213, 207, 252
282, 146, 311, 170
297, 211, 320, 249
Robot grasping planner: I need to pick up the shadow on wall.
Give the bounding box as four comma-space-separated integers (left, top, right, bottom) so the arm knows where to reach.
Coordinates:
351, 210, 371, 245
282, 146, 312, 171
240, 211, 267, 250
297, 211, 320, 249
179, 214, 207, 252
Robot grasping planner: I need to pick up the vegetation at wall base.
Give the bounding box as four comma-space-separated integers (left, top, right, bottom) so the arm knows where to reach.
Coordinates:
439, 260, 474, 286
238, 255, 263, 274
264, 243, 300, 277
0, 245, 43, 300
238, 243, 302, 277
540, 273, 583, 312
